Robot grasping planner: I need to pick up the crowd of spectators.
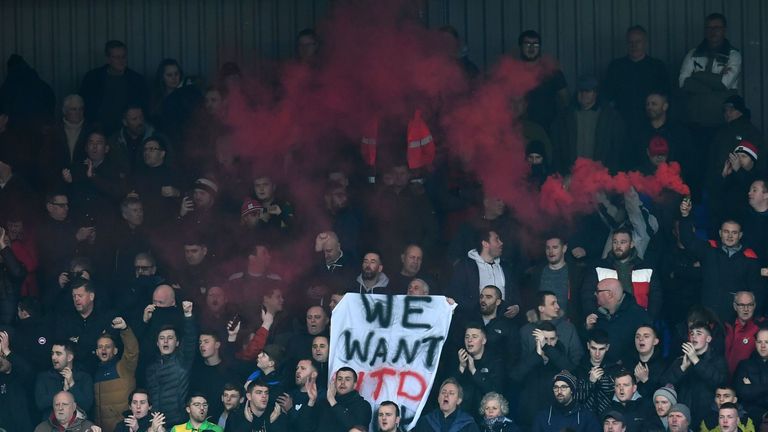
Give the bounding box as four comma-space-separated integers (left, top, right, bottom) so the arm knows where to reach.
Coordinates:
0, 11, 767, 432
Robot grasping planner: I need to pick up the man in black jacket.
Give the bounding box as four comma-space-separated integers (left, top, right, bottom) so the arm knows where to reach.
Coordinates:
585, 279, 652, 366
454, 324, 504, 413
733, 327, 768, 424
660, 321, 728, 428
679, 198, 762, 320
300, 366, 371, 432
114, 389, 166, 432
511, 321, 576, 427
226, 379, 286, 431
447, 229, 521, 321
605, 370, 651, 432
79, 40, 148, 134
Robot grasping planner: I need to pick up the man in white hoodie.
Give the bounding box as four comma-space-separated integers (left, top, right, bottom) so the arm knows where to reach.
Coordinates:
447, 229, 521, 320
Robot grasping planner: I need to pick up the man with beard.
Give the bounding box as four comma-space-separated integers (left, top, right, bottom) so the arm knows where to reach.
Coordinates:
531, 372, 600, 432
93, 317, 139, 432
473, 285, 521, 368
582, 227, 661, 318
517, 30, 569, 132
171, 393, 223, 432
35, 341, 94, 419
276, 359, 318, 430
643, 386, 677, 431
455, 324, 504, 412
413, 378, 479, 432
350, 251, 391, 294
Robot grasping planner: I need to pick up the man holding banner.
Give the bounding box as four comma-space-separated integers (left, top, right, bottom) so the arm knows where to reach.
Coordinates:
329, 293, 457, 430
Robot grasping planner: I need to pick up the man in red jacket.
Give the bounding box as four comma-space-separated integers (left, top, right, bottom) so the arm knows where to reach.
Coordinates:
724, 291, 764, 375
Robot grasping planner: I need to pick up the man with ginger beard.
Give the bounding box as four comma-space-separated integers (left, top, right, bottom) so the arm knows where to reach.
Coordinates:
582, 227, 661, 319
453, 324, 504, 413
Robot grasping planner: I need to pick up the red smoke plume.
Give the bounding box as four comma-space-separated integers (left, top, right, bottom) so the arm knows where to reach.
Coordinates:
219, 0, 689, 273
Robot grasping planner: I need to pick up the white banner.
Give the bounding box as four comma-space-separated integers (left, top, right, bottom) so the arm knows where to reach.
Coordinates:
329, 294, 456, 431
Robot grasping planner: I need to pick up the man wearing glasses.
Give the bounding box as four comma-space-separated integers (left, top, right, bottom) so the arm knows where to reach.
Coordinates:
531, 371, 600, 432
517, 30, 569, 133
171, 393, 222, 432
725, 291, 764, 375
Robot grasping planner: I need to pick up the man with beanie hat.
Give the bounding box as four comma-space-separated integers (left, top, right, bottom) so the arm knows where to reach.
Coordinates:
645, 385, 677, 430
668, 403, 692, 432
708, 91, 764, 210
178, 177, 225, 254
530, 371, 600, 432
602, 410, 626, 432
716, 137, 763, 224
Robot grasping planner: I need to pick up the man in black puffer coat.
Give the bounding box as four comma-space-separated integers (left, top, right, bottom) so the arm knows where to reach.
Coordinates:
145, 301, 197, 426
